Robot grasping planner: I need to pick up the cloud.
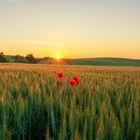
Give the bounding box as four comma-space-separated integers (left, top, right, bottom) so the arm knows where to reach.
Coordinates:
8, 40, 57, 45
5, 0, 22, 5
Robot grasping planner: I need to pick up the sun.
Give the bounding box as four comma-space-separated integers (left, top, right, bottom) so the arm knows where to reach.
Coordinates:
56, 55, 61, 60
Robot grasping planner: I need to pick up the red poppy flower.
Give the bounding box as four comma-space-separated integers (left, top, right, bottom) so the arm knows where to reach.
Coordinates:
56, 80, 61, 85
56, 72, 64, 78
70, 92, 75, 96
73, 77, 80, 85
69, 79, 76, 86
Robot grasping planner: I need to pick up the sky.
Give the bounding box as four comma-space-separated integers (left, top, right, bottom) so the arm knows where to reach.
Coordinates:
0, 0, 140, 59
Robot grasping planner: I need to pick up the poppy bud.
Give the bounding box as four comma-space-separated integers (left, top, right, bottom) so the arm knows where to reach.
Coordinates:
70, 92, 75, 96
56, 80, 61, 85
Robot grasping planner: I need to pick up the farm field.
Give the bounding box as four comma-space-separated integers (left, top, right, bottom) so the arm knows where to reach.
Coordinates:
0, 63, 140, 140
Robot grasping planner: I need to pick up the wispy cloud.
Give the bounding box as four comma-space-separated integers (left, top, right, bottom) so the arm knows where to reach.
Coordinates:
5, 0, 23, 5
8, 40, 57, 45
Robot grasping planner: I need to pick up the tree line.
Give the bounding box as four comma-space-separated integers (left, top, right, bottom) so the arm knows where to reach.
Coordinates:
0, 52, 41, 63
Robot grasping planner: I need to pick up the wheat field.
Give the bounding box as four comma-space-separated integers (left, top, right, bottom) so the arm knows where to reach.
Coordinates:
0, 64, 140, 140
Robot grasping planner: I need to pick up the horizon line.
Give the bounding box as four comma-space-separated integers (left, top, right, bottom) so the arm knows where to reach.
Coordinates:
1, 53, 140, 60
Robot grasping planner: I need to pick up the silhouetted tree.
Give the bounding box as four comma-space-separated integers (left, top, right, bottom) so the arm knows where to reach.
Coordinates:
0, 52, 7, 62
26, 54, 36, 63
14, 55, 28, 63
0, 52, 4, 56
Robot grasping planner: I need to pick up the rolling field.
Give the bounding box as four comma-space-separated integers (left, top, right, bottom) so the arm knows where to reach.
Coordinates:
64, 58, 140, 66
0, 64, 140, 140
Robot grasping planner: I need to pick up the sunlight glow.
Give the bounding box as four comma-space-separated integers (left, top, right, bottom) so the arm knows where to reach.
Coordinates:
56, 55, 61, 60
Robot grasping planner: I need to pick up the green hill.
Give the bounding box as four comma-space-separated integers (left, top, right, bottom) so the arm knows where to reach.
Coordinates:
64, 58, 140, 66
1, 54, 140, 66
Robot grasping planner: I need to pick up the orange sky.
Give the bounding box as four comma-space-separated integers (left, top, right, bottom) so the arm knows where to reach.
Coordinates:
0, 0, 140, 59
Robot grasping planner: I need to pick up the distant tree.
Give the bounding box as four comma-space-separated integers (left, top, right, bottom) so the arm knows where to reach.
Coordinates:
0, 52, 7, 62
0, 52, 4, 56
14, 55, 28, 63
26, 54, 37, 63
